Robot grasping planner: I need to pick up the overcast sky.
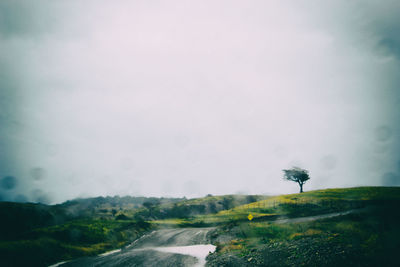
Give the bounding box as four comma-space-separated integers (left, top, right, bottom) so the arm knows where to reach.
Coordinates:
0, 0, 399, 204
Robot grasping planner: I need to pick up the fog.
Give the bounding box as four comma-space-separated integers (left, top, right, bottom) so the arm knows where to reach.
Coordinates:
1, 0, 399, 203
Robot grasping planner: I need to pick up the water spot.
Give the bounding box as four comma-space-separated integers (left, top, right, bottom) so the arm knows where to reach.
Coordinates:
14, 194, 28, 203
31, 189, 51, 204
186, 152, 200, 165
375, 126, 392, 142
320, 155, 337, 170
378, 38, 400, 58
381, 172, 400, 186
366, 158, 383, 172
7, 120, 22, 134
30, 167, 46, 181
1, 176, 17, 190
372, 144, 389, 154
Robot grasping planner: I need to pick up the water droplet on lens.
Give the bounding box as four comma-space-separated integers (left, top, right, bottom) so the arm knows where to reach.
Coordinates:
31, 189, 51, 204
375, 126, 392, 142
30, 167, 46, 181
1, 176, 17, 190
382, 172, 399, 186
14, 194, 28, 203
372, 144, 389, 154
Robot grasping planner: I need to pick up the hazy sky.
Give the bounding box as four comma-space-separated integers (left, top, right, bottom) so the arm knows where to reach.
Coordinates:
1, 0, 399, 204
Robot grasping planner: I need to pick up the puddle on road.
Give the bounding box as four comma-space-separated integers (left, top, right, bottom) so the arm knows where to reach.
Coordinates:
99, 248, 122, 256
152, 244, 216, 267
48, 245, 215, 267
48, 261, 68, 267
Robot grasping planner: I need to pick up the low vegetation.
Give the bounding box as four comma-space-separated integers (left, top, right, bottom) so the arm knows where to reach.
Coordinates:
0, 218, 151, 267
1, 187, 399, 266
133, 194, 267, 220
0, 193, 263, 266
205, 187, 400, 266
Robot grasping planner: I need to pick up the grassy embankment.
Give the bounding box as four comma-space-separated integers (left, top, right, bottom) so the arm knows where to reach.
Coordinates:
153, 187, 398, 226
0, 199, 154, 267
199, 187, 400, 266
1, 187, 399, 266
0, 216, 151, 267
0, 194, 263, 266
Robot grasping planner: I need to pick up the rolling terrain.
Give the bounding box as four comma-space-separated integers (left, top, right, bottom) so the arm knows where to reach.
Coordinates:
0, 187, 399, 266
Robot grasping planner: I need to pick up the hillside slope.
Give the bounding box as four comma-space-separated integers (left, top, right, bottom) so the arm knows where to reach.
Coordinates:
0, 193, 264, 266
204, 187, 400, 266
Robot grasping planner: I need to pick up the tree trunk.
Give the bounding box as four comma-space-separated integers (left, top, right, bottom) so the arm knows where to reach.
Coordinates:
299, 183, 303, 193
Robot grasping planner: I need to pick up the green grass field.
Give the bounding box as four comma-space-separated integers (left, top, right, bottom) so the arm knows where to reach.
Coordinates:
149, 187, 400, 266
1, 187, 399, 266
204, 187, 400, 266
0, 219, 151, 267
151, 187, 400, 227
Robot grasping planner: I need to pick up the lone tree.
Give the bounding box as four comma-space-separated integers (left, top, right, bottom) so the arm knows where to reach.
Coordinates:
283, 167, 310, 193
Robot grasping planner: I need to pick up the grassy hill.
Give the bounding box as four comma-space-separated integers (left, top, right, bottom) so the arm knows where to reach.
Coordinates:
132, 194, 268, 221
0, 187, 399, 266
57, 196, 185, 219
202, 187, 400, 266
0, 193, 263, 266
151, 187, 400, 226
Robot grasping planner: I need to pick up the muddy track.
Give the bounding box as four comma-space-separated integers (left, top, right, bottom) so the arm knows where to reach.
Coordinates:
58, 228, 216, 267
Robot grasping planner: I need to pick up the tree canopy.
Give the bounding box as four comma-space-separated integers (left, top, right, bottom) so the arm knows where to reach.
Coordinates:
283, 167, 310, 193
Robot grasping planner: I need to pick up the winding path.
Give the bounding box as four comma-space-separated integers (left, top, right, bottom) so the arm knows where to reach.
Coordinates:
58, 228, 216, 267
52, 209, 366, 267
